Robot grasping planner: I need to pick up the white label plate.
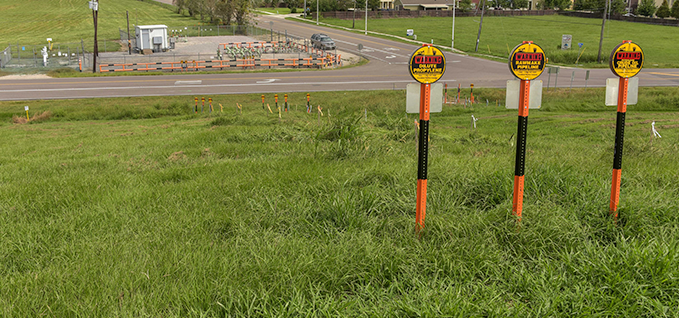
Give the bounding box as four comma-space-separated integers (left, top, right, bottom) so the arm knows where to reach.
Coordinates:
505, 80, 542, 109
406, 83, 443, 113
605, 77, 638, 106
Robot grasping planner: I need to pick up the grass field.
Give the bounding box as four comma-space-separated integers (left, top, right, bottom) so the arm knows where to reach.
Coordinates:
256, 7, 303, 15
312, 15, 679, 68
1, 88, 678, 316
0, 0, 196, 45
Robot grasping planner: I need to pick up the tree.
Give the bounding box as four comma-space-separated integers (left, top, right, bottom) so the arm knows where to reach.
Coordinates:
656, 0, 671, 17
543, 0, 571, 10
672, 0, 679, 18
636, 0, 657, 16
458, 0, 473, 11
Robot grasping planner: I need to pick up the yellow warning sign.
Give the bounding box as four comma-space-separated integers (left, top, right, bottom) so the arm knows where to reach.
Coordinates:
610, 41, 643, 78
508, 42, 545, 81
409, 45, 446, 84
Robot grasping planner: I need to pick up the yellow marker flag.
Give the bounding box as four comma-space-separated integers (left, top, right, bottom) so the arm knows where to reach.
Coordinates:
317, 106, 324, 116
267, 103, 273, 114
219, 103, 223, 112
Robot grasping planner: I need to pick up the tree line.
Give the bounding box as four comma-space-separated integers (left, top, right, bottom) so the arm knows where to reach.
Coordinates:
172, 0, 251, 25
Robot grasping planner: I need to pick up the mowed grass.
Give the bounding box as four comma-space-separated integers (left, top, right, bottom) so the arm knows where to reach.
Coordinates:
256, 7, 303, 15
1, 88, 679, 316
314, 15, 679, 68
0, 0, 196, 45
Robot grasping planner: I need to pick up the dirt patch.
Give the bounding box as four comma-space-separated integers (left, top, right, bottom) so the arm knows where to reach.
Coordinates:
168, 151, 186, 162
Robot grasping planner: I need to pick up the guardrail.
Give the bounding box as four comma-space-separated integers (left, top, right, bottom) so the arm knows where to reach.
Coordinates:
98, 56, 342, 73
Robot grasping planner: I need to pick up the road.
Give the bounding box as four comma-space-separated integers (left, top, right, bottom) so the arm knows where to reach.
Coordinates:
1, 14, 678, 101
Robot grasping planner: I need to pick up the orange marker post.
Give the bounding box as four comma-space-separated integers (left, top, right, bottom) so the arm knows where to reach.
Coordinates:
194, 97, 198, 113
444, 83, 448, 103
470, 84, 475, 104
275, 94, 278, 112
408, 44, 446, 233
608, 41, 644, 218
306, 93, 311, 113
512, 79, 530, 220
209, 98, 213, 113
457, 84, 461, 104
415, 83, 431, 231
508, 41, 546, 221
261, 95, 265, 110
284, 94, 288, 112
201, 97, 205, 113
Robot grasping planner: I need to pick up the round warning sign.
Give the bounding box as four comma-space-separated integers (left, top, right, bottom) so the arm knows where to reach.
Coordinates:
610, 41, 643, 78
409, 45, 446, 84
508, 42, 545, 81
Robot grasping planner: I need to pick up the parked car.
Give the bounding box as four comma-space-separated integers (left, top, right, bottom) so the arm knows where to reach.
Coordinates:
314, 36, 336, 50
311, 33, 327, 42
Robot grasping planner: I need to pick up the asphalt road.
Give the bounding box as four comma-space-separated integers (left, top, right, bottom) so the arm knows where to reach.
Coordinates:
1, 15, 678, 101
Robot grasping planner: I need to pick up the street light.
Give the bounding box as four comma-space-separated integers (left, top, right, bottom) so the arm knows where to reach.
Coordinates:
317, 0, 319, 25
451, 0, 456, 50
365, 0, 368, 35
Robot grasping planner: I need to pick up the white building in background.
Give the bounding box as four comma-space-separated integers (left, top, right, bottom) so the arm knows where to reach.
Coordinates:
134, 25, 168, 52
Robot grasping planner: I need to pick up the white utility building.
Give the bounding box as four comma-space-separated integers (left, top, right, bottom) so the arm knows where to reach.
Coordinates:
135, 25, 168, 52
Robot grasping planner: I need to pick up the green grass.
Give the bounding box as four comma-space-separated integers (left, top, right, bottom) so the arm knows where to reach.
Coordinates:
256, 7, 303, 15
0, 0, 199, 45
1, 88, 678, 316
311, 14, 679, 68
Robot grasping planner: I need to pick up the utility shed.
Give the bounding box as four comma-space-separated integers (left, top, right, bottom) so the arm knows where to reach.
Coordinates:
135, 25, 168, 52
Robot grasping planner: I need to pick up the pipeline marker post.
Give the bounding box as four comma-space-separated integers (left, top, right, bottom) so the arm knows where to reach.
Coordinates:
507, 41, 545, 221
208, 98, 213, 113
306, 93, 311, 113
284, 94, 288, 111
261, 95, 265, 110
470, 84, 475, 104
25, 106, 30, 121
607, 41, 644, 218
457, 84, 461, 104
408, 44, 446, 232
201, 97, 205, 113
275, 94, 278, 112
194, 97, 198, 113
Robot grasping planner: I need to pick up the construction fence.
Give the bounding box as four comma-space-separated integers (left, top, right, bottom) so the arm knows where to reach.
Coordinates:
119, 25, 267, 49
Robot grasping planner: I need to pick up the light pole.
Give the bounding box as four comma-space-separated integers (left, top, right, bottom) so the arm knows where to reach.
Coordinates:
304, 0, 307, 18
317, 0, 319, 25
353, 0, 356, 28
451, 0, 456, 50
365, 0, 368, 35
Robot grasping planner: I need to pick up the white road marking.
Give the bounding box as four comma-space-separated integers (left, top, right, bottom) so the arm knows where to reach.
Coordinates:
386, 55, 397, 59
0, 79, 460, 95
174, 80, 202, 85
256, 79, 278, 83
384, 48, 400, 51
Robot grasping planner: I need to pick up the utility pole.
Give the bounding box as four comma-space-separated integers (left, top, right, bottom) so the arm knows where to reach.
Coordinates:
90, 0, 99, 73
353, 0, 356, 28
474, 0, 486, 52
597, 0, 609, 63
451, 0, 456, 50
317, 0, 319, 25
126, 10, 131, 55
304, 0, 307, 18
365, 0, 368, 35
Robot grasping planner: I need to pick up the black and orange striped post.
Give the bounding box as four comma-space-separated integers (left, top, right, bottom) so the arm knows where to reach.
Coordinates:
261, 95, 265, 110
201, 97, 205, 113
416, 83, 431, 231
608, 41, 644, 218
508, 41, 546, 221
470, 84, 475, 104
408, 44, 446, 232
306, 93, 311, 113
194, 97, 198, 113
284, 94, 288, 112
275, 94, 279, 112
512, 79, 530, 220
